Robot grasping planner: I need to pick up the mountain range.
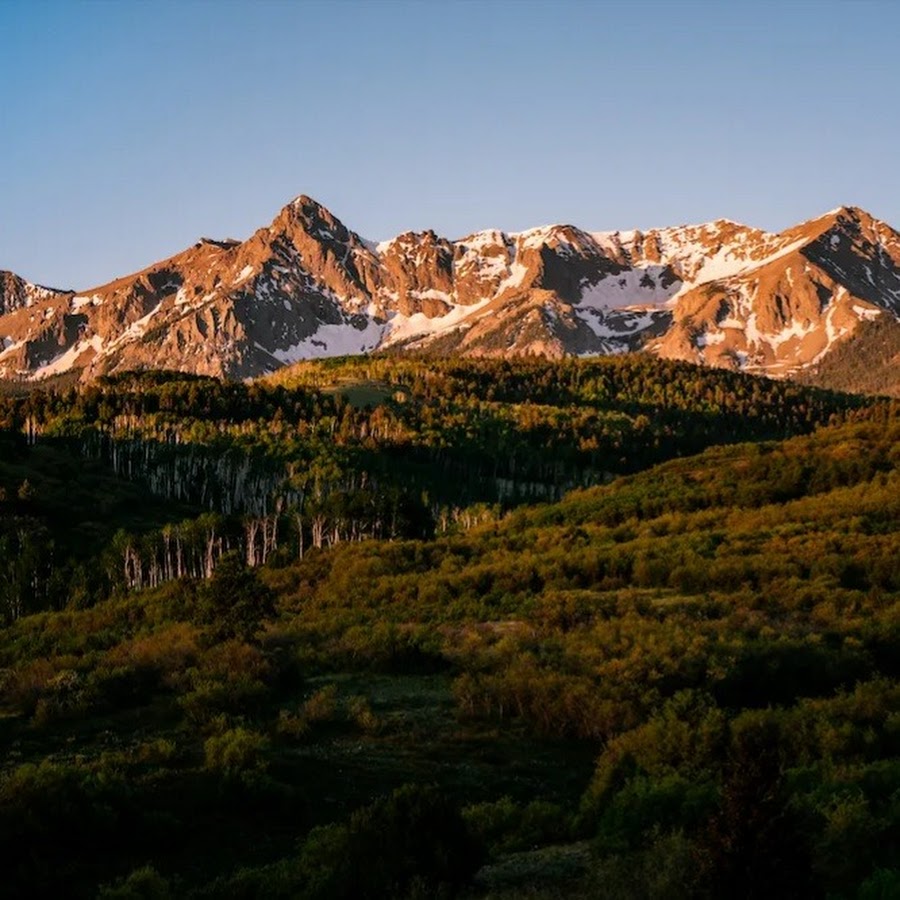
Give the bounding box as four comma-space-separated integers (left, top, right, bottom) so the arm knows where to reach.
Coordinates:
3, 197, 900, 392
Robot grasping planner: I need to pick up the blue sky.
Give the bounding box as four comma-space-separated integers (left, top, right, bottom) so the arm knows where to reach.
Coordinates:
2, 0, 898, 289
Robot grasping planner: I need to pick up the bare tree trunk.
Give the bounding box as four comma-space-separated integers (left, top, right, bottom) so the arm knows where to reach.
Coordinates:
294, 512, 304, 560
312, 515, 325, 550
245, 519, 260, 567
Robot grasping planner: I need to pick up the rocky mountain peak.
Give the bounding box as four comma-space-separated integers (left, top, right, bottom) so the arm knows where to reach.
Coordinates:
3, 197, 900, 394
271, 194, 360, 248
0, 270, 72, 316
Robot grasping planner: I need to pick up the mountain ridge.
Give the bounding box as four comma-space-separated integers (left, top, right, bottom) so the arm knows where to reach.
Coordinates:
3, 197, 900, 393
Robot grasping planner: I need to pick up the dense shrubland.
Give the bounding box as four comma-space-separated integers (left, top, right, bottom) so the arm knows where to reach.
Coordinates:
0, 356, 897, 897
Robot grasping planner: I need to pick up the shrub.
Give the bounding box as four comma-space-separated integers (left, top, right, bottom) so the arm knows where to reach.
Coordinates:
463, 796, 570, 855
203, 727, 269, 777
276, 708, 311, 741
1, 657, 57, 716
179, 675, 269, 728
302, 684, 339, 724
0, 761, 132, 896
102, 622, 200, 691
199, 552, 275, 642
133, 738, 178, 766
591, 829, 698, 900
594, 774, 716, 853
296, 784, 484, 899
198, 639, 270, 683
347, 695, 379, 733
32, 669, 89, 726
177, 643, 272, 727
858, 869, 900, 900
85, 664, 161, 711
97, 865, 173, 899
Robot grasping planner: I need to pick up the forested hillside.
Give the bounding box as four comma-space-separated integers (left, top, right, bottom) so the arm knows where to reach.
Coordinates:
0, 356, 861, 621
0, 357, 897, 898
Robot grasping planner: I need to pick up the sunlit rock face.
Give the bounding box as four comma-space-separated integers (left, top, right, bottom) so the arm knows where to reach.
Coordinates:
3, 199, 900, 387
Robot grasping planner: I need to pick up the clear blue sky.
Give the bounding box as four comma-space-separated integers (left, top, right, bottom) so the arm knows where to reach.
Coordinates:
2, 0, 898, 289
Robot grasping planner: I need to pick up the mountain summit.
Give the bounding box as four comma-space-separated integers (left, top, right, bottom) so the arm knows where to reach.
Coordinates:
3, 198, 900, 391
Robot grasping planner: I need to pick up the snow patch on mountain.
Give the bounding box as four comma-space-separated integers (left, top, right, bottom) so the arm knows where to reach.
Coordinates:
579, 266, 679, 309
270, 317, 385, 363
382, 297, 493, 346
117, 303, 164, 346
35, 336, 104, 378
696, 331, 726, 347
496, 260, 530, 295
458, 229, 509, 251
853, 304, 882, 321
576, 308, 666, 341
71, 294, 102, 311
763, 319, 818, 352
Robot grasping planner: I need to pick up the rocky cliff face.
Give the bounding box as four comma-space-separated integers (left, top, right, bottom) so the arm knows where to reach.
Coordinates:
3, 197, 900, 390
650, 208, 900, 378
